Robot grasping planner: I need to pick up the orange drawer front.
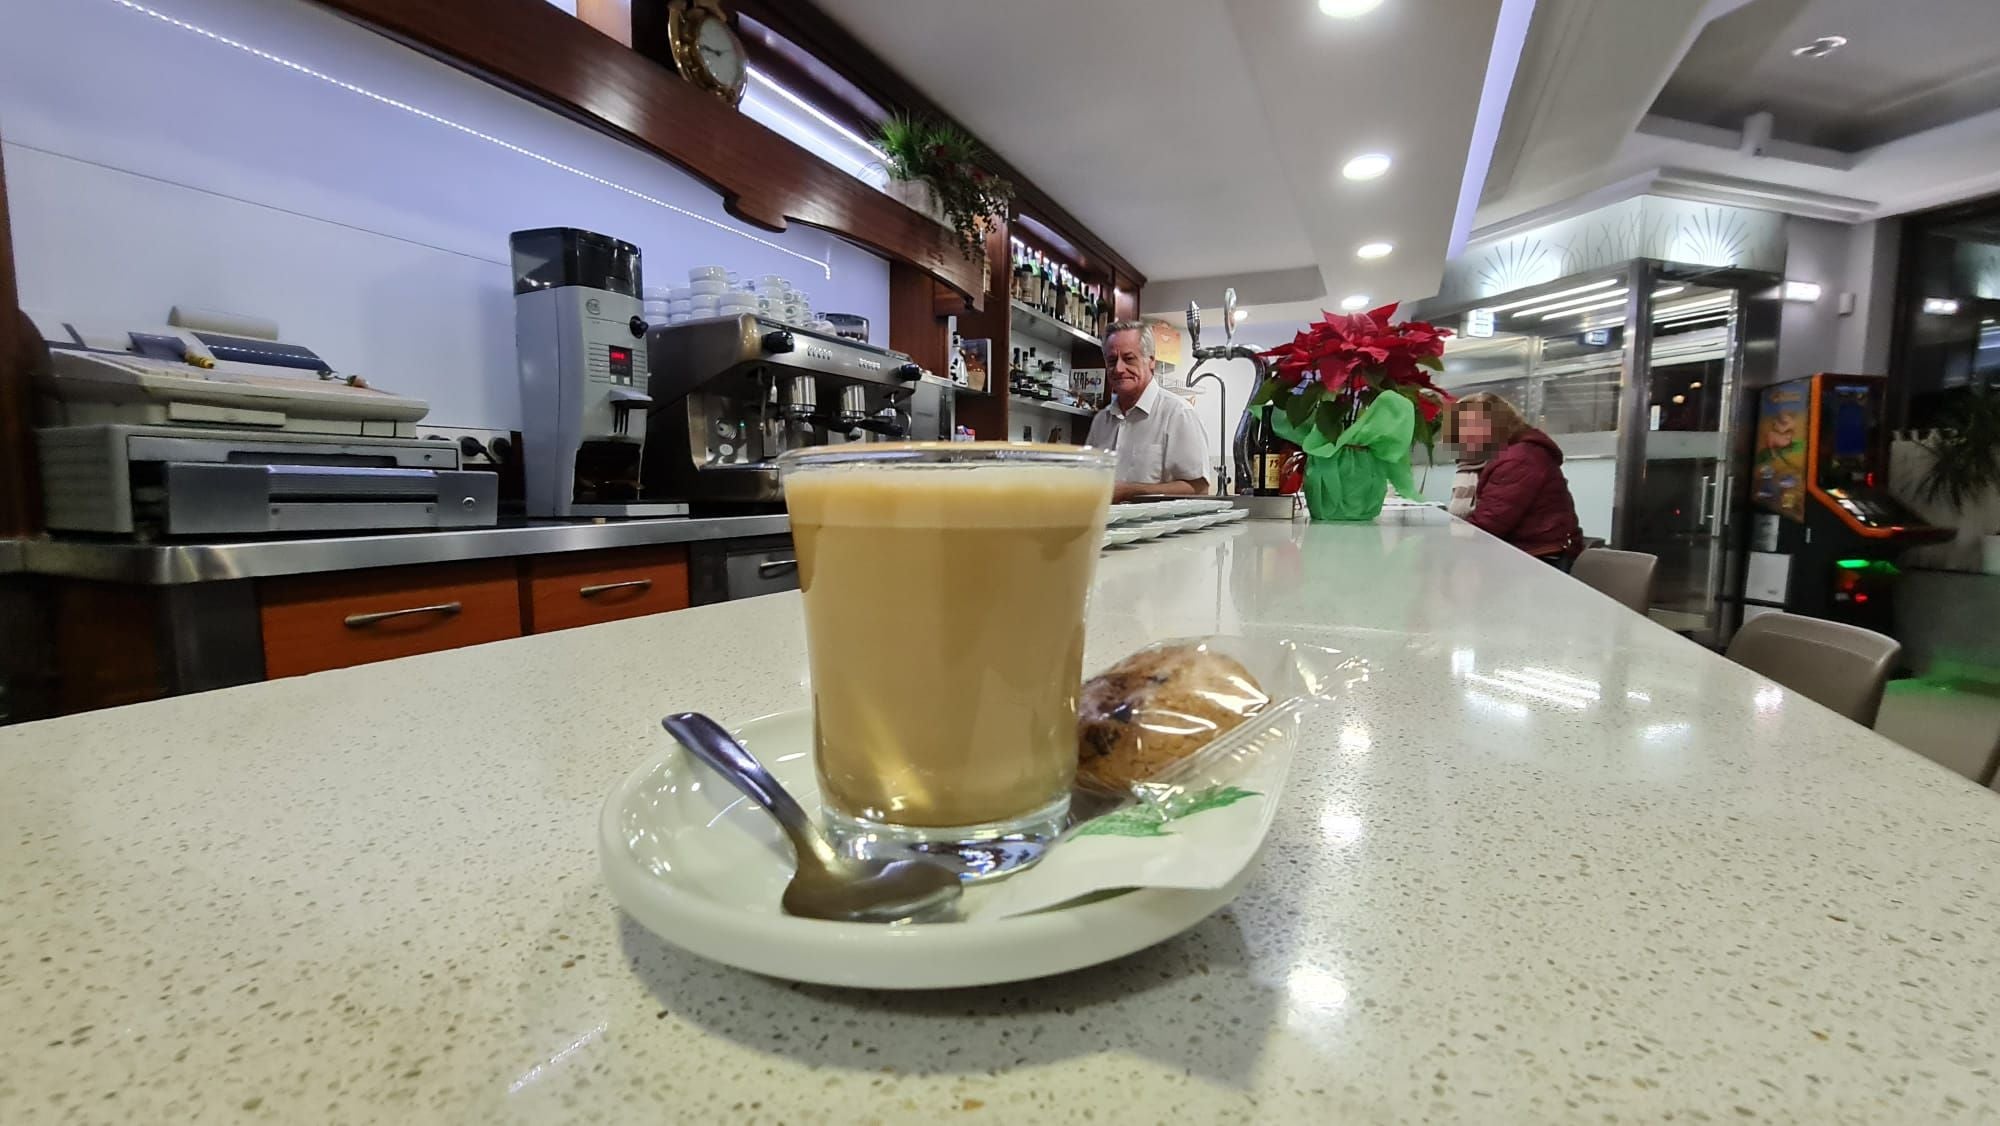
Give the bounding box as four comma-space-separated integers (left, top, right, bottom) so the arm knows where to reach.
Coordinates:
523, 545, 690, 633
259, 560, 524, 679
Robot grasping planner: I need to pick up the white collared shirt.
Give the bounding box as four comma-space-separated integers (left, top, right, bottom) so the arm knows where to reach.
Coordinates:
1085, 379, 1210, 487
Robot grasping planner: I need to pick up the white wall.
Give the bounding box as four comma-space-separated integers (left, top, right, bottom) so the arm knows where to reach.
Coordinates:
1777, 217, 1899, 383
0, 0, 890, 432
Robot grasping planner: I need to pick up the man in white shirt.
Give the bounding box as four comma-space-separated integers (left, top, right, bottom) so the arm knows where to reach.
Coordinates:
1085, 321, 1211, 501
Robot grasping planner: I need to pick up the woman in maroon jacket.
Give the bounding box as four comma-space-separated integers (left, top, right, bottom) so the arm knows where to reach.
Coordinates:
1447, 393, 1583, 568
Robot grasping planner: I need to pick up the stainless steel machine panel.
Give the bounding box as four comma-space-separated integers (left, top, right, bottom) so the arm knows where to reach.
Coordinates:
643, 315, 942, 506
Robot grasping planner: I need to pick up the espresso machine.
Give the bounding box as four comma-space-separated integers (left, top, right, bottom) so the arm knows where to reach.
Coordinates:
512, 227, 686, 518
642, 315, 953, 506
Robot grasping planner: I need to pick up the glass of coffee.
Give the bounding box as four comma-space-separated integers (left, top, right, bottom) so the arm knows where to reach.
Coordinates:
779, 442, 1115, 878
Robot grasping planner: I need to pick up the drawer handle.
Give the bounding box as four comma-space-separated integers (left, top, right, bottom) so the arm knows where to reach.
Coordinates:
579, 579, 653, 598
757, 559, 798, 576
343, 602, 463, 629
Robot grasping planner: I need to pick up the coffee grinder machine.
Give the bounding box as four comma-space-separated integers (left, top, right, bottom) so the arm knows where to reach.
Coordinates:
511, 227, 686, 518
642, 315, 954, 508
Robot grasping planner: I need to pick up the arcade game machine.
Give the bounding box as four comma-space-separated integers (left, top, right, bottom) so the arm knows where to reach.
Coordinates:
1746, 373, 1949, 631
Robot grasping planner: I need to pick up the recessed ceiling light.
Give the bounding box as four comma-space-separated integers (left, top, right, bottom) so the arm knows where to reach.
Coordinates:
1318, 0, 1385, 17
1231, 309, 1250, 324
1341, 152, 1392, 181
1672, 394, 1687, 405
1791, 35, 1848, 59
1339, 294, 1371, 311
1356, 241, 1394, 259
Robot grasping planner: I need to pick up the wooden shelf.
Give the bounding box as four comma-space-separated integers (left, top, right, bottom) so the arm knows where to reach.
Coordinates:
1010, 301, 1103, 349
1009, 394, 1096, 419
318, 0, 985, 305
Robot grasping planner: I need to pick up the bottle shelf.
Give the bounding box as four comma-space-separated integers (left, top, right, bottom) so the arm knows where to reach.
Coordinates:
1009, 301, 1103, 349
1009, 394, 1097, 419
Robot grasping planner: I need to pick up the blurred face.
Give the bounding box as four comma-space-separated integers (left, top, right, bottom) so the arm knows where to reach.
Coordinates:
1458, 407, 1496, 455
1105, 329, 1153, 409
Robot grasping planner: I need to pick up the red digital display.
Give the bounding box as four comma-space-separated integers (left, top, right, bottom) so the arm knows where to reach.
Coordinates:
606, 344, 634, 382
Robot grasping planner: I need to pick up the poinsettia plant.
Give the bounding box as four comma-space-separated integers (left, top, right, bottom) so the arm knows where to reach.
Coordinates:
1251, 302, 1452, 456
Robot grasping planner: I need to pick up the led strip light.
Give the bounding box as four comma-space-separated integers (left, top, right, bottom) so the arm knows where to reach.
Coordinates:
108, 0, 834, 278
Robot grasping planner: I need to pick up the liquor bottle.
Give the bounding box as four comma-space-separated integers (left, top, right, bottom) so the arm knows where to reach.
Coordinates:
1024, 348, 1038, 396
1009, 348, 1025, 395
1244, 406, 1285, 496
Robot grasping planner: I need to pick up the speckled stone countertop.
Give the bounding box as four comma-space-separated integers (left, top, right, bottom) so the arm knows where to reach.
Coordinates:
5, 510, 1998, 1123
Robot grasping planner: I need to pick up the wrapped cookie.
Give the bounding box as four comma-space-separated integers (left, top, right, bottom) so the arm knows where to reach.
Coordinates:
1076, 641, 1271, 795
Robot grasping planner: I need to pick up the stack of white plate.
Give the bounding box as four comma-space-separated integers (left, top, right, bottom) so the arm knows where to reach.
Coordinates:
1100, 499, 1245, 549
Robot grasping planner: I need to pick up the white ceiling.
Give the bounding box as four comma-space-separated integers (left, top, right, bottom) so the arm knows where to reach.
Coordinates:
1653, 0, 2000, 151
813, 0, 1517, 313
1475, 0, 2000, 249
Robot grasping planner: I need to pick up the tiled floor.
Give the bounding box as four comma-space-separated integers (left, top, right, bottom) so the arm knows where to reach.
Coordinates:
1875, 678, 2000, 789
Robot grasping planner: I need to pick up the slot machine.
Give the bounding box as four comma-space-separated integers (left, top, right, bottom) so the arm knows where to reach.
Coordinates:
1746, 374, 1949, 631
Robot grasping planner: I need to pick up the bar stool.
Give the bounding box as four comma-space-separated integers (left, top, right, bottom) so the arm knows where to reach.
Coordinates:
1725, 612, 1901, 727
1572, 548, 1657, 616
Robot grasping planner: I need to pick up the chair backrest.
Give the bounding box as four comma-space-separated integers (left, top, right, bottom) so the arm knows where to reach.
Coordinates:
1572, 548, 1657, 616
1725, 611, 1902, 726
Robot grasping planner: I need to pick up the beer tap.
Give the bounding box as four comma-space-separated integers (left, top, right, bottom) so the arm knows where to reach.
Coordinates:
1183, 288, 1270, 496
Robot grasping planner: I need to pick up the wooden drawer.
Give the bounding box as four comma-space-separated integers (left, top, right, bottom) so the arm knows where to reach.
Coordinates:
523, 545, 690, 633
259, 560, 523, 679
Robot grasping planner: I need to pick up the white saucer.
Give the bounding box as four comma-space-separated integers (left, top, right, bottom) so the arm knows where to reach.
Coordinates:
599, 710, 1248, 989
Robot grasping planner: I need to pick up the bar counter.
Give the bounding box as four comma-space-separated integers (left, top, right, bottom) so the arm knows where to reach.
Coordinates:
0, 514, 791, 585
3, 509, 1996, 1122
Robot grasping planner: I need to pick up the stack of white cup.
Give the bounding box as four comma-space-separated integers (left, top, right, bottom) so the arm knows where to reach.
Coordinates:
642, 285, 672, 325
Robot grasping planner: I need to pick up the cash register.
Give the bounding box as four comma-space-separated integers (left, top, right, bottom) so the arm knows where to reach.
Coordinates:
30, 307, 497, 537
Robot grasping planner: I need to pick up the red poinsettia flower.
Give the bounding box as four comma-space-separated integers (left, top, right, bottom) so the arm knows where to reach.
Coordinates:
1253, 302, 1454, 449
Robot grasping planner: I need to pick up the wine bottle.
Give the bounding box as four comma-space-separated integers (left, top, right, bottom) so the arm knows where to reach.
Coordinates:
1245, 407, 1285, 496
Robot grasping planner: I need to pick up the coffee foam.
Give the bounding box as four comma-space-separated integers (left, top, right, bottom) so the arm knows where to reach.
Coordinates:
786, 466, 1112, 529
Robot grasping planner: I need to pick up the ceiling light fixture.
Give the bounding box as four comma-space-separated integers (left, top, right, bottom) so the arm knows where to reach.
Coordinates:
1923, 297, 1961, 316
1482, 278, 1619, 314
1672, 394, 1687, 405
1231, 309, 1250, 324
1356, 241, 1394, 259
1791, 35, 1848, 59
1655, 313, 1730, 331
1782, 280, 1823, 302
1654, 295, 1734, 319
1319, 0, 1386, 15
1540, 294, 1631, 320
1341, 152, 1392, 181
1512, 284, 1684, 320
1512, 288, 1629, 318
1340, 294, 1372, 311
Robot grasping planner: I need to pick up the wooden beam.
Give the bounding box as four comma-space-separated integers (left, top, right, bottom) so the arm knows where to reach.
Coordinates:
732, 0, 1147, 290
0, 128, 41, 536
315, 0, 986, 306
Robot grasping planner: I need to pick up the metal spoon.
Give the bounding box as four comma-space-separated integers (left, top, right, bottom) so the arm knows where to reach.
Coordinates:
660, 712, 963, 924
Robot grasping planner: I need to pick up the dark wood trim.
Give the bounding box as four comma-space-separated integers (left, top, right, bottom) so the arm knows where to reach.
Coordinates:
731, 0, 1147, 290
316, 0, 985, 306
0, 128, 41, 537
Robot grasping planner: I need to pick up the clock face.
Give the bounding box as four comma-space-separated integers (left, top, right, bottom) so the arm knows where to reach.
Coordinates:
695, 15, 744, 90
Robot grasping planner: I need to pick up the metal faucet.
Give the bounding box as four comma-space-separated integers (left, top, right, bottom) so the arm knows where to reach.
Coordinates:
1183, 288, 1270, 496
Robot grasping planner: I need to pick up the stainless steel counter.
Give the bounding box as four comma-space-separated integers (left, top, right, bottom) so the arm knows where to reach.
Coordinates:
0, 515, 790, 585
